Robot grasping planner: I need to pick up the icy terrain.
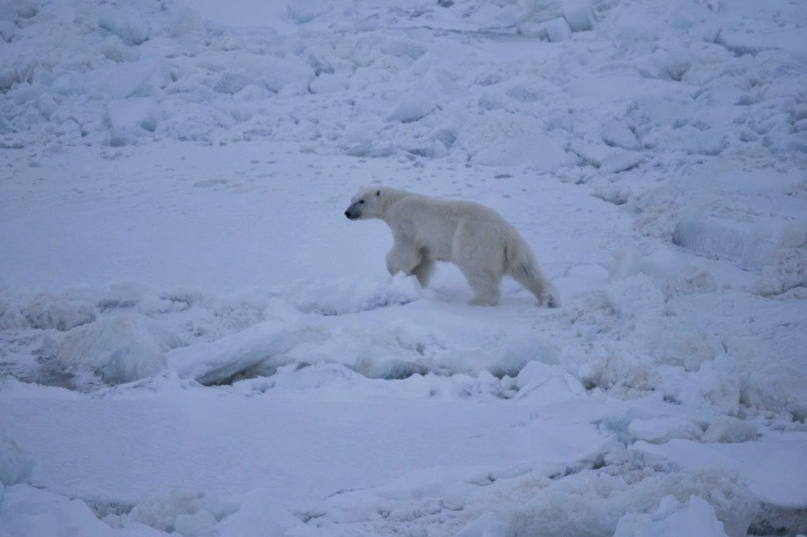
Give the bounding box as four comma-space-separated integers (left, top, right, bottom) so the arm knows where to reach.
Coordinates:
1, 0, 806, 535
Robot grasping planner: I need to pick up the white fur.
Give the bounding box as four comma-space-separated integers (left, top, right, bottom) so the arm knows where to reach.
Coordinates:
345, 186, 557, 307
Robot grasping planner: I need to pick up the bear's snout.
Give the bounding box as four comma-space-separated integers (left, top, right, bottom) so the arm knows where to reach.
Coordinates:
345, 203, 361, 220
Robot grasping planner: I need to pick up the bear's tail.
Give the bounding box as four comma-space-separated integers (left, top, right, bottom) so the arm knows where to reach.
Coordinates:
505, 238, 558, 308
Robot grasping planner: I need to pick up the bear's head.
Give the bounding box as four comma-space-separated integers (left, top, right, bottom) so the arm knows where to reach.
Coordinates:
344, 187, 383, 220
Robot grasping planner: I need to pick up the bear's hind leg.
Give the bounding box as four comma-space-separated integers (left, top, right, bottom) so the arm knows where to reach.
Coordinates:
459, 266, 501, 306
508, 260, 558, 307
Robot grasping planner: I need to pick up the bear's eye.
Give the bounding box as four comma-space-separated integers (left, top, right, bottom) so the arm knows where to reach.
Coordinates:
358, 200, 365, 204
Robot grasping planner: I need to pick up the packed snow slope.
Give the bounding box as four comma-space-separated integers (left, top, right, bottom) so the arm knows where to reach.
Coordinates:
1, 0, 806, 536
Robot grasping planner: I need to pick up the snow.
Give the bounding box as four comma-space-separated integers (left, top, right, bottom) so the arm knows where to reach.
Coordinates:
1, 0, 806, 536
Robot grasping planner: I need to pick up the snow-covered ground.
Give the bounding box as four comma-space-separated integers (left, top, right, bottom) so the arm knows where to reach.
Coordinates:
1, 0, 806, 535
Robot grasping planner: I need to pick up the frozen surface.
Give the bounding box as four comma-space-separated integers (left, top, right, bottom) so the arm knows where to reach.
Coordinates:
1, 0, 806, 536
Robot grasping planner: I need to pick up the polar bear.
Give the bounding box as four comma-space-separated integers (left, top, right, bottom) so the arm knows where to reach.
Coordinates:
345, 186, 557, 307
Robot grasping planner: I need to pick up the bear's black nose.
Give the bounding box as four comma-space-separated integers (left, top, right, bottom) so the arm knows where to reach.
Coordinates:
344, 210, 350, 218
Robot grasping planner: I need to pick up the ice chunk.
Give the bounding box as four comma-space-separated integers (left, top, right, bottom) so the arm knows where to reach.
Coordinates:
213, 488, 301, 536
57, 314, 183, 386
606, 274, 666, 320
702, 417, 758, 444
108, 97, 161, 146
286, 2, 331, 25
489, 333, 560, 379
0, 485, 123, 537
23, 293, 95, 331
174, 510, 217, 537
634, 438, 799, 516
168, 320, 302, 386
628, 417, 703, 444
571, 139, 644, 173
516, 361, 586, 405
518, 0, 592, 38
254, 56, 315, 94
544, 17, 572, 42
0, 20, 18, 42
309, 73, 348, 94
740, 363, 807, 421
456, 512, 507, 537
562, 0, 594, 32
614, 496, 729, 537
283, 275, 420, 316
756, 223, 807, 296
672, 214, 779, 271
0, 430, 33, 486
679, 355, 740, 416
602, 121, 641, 150
387, 98, 436, 123
98, 6, 150, 46
463, 112, 573, 169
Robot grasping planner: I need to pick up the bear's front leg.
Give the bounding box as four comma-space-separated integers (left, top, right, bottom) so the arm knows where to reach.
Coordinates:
386, 242, 421, 277
410, 256, 436, 287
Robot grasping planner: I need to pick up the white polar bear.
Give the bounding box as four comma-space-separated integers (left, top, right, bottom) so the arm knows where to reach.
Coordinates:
345, 186, 557, 307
